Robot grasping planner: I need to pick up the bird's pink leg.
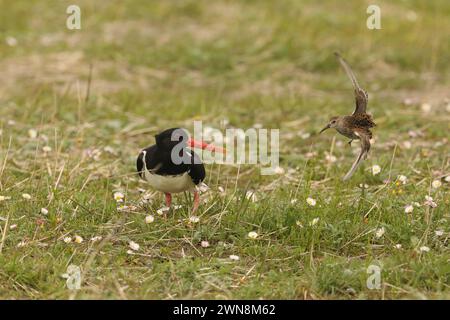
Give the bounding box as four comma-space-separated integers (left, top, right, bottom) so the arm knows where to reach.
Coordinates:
192, 191, 200, 213
165, 193, 172, 207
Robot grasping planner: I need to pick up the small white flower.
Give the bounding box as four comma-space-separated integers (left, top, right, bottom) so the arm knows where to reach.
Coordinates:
198, 182, 209, 193
306, 197, 316, 207
157, 206, 170, 215
371, 165, 381, 176
296, 220, 304, 228
375, 227, 385, 238
248, 231, 258, 239
301, 132, 311, 139
42, 146, 52, 153
444, 176, 450, 183
91, 236, 102, 242
113, 192, 124, 203
9, 224, 17, 230
74, 235, 83, 244
218, 186, 225, 193
435, 230, 444, 237
245, 191, 258, 202
421, 103, 431, 113
173, 205, 182, 210
40, 208, 49, 215
28, 129, 38, 139
325, 153, 337, 163
17, 241, 27, 248
22, 193, 32, 200
129, 241, 140, 251
309, 217, 319, 226
229, 255, 240, 261
200, 241, 210, 248
403, 141, 412, 149
5, 36, 18, 47
290, 199, 298, 205
419, 246, 430, 252
189, 216, 200, 223
398, 175, 408, 184
0, 195, 11, 202
404, 205, 414, 214
394, 244, 402, 249
431, 180, 442, 189
424, 195, 437, 208
273, 166, 285, 175
145, 215, 155, 224
63, 236, 72, 243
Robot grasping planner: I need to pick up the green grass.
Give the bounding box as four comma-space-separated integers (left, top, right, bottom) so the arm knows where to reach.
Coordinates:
0, 0, 449, 299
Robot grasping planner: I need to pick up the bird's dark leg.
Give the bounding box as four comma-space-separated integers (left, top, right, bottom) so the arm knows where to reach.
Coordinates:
192, 191, 200, 213
348, 139, 353, 146
165, 193, 172, 207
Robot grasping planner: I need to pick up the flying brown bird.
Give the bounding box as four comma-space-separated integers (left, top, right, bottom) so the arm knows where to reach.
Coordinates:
320, 52, 376, 181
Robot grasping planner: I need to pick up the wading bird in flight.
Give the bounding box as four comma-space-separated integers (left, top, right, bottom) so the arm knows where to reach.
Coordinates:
137, 128, 225, 212
320, 52, 376, 181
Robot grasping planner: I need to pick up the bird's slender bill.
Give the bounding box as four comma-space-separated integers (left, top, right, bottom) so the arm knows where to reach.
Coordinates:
187, 138, 226, 153
319, 124, 330, 133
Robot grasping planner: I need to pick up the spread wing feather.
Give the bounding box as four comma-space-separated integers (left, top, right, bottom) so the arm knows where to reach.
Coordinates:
334, 52, 368, 115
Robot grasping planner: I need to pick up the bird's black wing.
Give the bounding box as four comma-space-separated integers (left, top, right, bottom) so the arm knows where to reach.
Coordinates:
335, 52, 368, 115
187, 150, 206, 185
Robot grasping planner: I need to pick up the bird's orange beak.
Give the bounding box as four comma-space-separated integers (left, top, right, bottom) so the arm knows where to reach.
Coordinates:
187, 138, 226, 153
320, 124, 330, 134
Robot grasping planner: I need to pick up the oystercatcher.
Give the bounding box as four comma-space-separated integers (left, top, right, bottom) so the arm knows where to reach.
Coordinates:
320, 52, 376, 181
137, 128, 224, 212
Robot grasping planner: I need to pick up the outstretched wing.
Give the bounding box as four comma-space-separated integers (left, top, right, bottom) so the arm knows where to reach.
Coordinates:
334, 52, 368, 115
343, 130, 371, 181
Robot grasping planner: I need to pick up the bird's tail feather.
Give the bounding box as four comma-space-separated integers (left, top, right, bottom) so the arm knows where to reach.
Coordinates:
343, 150, 367, 181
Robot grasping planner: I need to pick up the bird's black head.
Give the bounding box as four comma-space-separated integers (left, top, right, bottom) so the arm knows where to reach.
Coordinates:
155, 128, 189, 152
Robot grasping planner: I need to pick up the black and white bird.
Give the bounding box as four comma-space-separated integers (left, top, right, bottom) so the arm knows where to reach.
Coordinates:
136, 128, 224, 212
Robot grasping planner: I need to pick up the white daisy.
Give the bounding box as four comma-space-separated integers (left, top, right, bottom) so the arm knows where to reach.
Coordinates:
404, 205, 414, 214
28, 129, 38, 139
431, 180, 442, 189
371, 165, 381, 176
398, 175, 408, 184
22, 193, 32, 200
248, 231, 258, 239
157, 206, 170, 215
42, 146, 52, 153
113, 192, 124, 203
189, 216, 200, 223
129, 241, 140, 251
375, 227, 385, 238
200, 241, 210, 248
306, 197, 317, 207
74, 235, 83, 244
145, 215, 155, 224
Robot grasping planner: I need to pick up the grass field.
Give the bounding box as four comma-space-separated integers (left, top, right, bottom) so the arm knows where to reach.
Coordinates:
0, 0, 449, 299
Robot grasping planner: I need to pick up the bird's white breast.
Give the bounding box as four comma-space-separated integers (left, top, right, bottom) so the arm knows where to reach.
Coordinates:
144, 170, 195, 194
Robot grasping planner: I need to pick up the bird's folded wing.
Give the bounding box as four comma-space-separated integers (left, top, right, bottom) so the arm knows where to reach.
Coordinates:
334, 52, 368, 115
342, 131, 371, 181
